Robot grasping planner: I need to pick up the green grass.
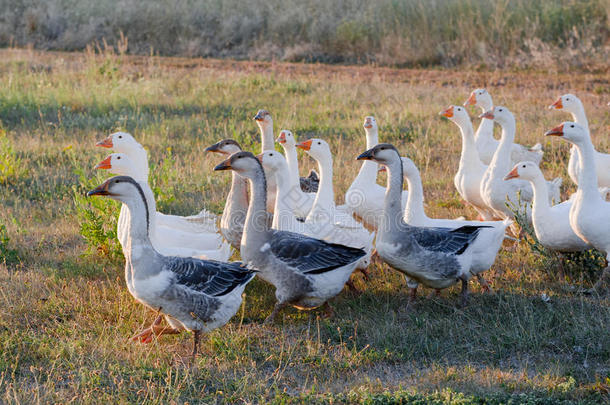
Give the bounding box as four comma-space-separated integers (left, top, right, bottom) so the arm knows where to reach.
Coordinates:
0, 48, 609, 403
0, 0, 608, 69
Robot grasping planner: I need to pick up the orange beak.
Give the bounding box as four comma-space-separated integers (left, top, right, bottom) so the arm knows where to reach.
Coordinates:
440, 106, 454, 118
276, 132, 286, 144
504, 167, 520, 181
464, 92, 477, 106
363, 119, 373, 129
549, 98, 563, 110
296, 140, 312, 151
96, 136, 113, 148
94, 156, 112, 170
479, 110, 494, 120
544, 123, 564, 137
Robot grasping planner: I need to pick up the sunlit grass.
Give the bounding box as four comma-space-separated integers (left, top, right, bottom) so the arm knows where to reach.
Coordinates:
0, 48, 608, 403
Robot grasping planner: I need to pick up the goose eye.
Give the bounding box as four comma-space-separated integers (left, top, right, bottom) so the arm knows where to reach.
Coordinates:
118, 135, 122, 139
570, 124, 574, 128
317, 142, 321, 145
566, 98, 570, 101
117, 156, 121, 159
522, 164, 526, 168
269, 153, 273, 156
499, 108, 503, 112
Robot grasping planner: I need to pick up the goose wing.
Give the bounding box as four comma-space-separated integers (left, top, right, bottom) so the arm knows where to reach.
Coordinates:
269, 230, 365, 275
165, 257, 255, 297
300, 169, 319, 193
410, 225, 488, 255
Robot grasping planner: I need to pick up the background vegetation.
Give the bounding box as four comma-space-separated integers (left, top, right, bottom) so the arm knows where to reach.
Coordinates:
0, 0, 608, 69
0, 47, 608, 403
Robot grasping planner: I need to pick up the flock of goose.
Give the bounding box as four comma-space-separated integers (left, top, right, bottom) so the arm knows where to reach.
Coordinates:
86, 90, 608, 358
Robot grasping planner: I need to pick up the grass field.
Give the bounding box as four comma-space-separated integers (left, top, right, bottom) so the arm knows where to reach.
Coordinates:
0, 48, 609, 403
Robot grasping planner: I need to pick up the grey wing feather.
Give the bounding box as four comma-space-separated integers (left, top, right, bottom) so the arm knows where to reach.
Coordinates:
299, 170, 319, 193
410, 225, 489, 255
166, 257, 255, 297
269, 230, 365, 275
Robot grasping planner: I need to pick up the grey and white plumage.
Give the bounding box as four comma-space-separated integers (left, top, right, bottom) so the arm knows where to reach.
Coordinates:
214, 151, 365, 321
357, 144, 489, 300
87, 175, 255, 357
300, 169, 319, 193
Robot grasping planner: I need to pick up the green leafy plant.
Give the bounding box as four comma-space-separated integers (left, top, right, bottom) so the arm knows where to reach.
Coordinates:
0, 127, 28, 185
0, 222, 19, 265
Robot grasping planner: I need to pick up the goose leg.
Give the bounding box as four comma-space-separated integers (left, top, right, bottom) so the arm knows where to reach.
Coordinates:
459, 277, 469, 307
131, 315, 179, 344
191, 330, 201, 361
264, 302, 287, 325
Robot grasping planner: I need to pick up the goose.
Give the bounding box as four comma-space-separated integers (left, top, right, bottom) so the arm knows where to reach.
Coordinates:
87, 175, 256, 359
549, 94, 610, 187
96, 132, 217, 233
504, 161, 590, 252
253, 109, 278, 212
95, 153, 232, 261
546, 122, 610, 293
275, 130, 316, 218
440, 105, 497, 220
297, 138, 374, 230
205, 139, 250, 249
345, 116, 408, 229
357, 144, 491, 304
259, 150, 374, 271
479, 106, 561, 224
464, 89, 543, 165
276, 130, 319, 193
214, 151, 366, 322
398, 156, 509, 291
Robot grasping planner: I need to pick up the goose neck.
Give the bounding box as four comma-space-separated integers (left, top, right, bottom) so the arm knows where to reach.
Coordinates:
281, 144, 301, 189
457, 119, 483, 168
570, 105, 589, 132
403, 167, 427, 223
260, 125, 275, 152
271, 166, 298, 228
121, 192, 157, 265
488, 120, 515, 176
380, 157, 405, 236
528, 174, 551, 218
307, 154, 335, 221
243, 168, 271, 248
574, 139, 601, 198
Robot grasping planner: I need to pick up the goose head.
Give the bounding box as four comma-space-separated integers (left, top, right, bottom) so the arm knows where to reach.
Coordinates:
96, 132, 141, 153
399, 156, 419, 178
205, 139, 242, 156
87, 175, 144, 204
276, 130, 296, 147
356, 143, 400, 166
440, 105, 470, 126
253, 109, 273, 131
545, 121, 588, 145
480, 106, 515, 128
464, 88, 493, 111
548, 93, 582, 114
504, 161, 540, 181
94, 152, 142, 179
296, 138, 331, 162
363, 116, 378, 132
214, 151, 263, 180
257, 150, 288, 174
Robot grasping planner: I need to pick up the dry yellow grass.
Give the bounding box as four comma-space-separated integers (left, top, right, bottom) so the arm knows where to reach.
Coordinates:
0, 48, 608, 403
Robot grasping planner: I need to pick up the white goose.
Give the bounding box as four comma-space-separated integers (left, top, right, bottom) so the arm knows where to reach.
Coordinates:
275, 130, 315, 218
96, 132, 217, 233
95, 153, 232, 261
399, 156, 509, 290
440, 105, 497, 220
546, 122, 610, 293
259, 150, 374, 270
276, 130, 319, 193
479, 106, 561, 224
504, 161, 590, 252
549, 94, 610, 187
464, 89, 543, 165
345, 116, 408, 229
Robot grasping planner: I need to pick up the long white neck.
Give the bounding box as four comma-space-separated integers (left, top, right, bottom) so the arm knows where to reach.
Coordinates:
307, 153, 335, 221
280, 143, 301, 189
569, 104, 589, 132
527, 173, 552, 220
260, 124, 275, 152
574, 137, 601, 198
488, 118, 515, 179
127, 147, 150, 182
456, 117, 485, 170
380, 157, 405, 236
242, 167, 271, 252
403, 166, 427, 223
271, 164, 299, 229
355, 128, 380, 185
475, 100, 495, 141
